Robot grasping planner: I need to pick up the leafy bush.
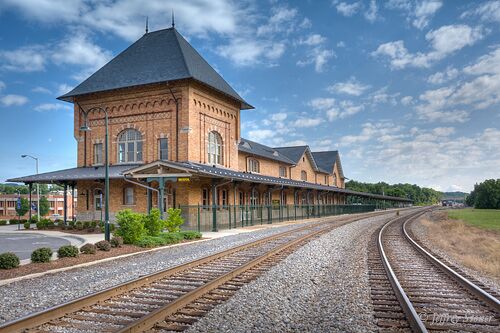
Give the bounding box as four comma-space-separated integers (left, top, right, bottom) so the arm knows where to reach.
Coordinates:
36, 219, 47, 230
134, 236, 166, 248
30, 216, 39, 224
57, 245, 79, 258
68, 220, 75, 229
110, 236, 123, 248
180, 231, 202, 240
80, 243, 97, 254
144, 208, 163, 236
31, 247, 52, 263
24, 221, 30, 229
164, 208, 184, 232
0, 220, 7, 226
20, 219, 28, 224
99, 221, 116, 233
115, 210, 146, 244
9, 219, 19, 225
46, 220, 55, 229
83, 221, 91, 230
95, 240, 111, 251
75, 221, 84, 230
160, 232, 184, 243
0, 252, 20, 269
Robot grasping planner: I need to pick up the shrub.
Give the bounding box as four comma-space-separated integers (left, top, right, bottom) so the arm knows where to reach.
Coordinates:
95, 240, 111, 251
30, 216, 39, 224
9, 219, 19, 225
0, 220, 7, 226
99, 221, 116, 233
80, 243, 97, 254
110, 236, 124, 248
24, 221, 30, 229
68, 220, 75, 229
144, 208, 163, 236
36, 219, 47, 230
20, 219, 28, 224
82, 221, 91, 230
164, 208, 184, 232
57, 245, 79, 258
31, 247, 52, 263
0, 252, 20, 269
160, 232, 184, 243
115, 209, 146, 244
75, 221, 84, 230
135, 236, 166, 248
180, 231, 202, 240
46, 220, 55, 229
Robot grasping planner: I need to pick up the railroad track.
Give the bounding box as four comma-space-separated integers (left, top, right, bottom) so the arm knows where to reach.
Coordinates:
372, 209, 500, 332
0, 210, 396, 333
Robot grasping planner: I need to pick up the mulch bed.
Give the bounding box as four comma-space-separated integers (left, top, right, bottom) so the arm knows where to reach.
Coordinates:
0, 245, 145, 281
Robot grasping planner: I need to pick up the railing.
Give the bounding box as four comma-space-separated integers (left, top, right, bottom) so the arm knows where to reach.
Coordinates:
178, 204, 376, 232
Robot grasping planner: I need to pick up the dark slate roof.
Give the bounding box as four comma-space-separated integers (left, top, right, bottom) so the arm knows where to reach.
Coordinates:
311, 151, 344, 178
57, 28, 252, 110
6, 165, 140, 183
238, 138, 295, 165
273, 146, 308, 164
132, 161, 411, 202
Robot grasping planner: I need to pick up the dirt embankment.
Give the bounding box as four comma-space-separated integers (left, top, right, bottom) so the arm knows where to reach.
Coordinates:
412, 210, 500, 287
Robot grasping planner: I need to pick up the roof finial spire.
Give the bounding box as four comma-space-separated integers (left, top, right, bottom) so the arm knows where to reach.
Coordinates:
171, 9, 175, 28
145, 16, 149, 34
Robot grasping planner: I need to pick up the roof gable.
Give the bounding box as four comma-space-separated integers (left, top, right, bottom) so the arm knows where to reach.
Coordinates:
273, 146, 308, 164
58, 28, 252, 109
311, 151, 344, 178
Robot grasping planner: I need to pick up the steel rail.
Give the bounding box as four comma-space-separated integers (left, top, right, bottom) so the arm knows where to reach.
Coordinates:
403, 218, 500, 311
117, 221, 336, 332
378, 209, 429, 333
0, 209, 395, 333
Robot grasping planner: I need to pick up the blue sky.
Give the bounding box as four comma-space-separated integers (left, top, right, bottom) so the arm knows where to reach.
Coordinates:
0, 0, 499, 192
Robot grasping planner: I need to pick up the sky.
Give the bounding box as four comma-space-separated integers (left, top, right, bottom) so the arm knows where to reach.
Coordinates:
0, 0, 499, 193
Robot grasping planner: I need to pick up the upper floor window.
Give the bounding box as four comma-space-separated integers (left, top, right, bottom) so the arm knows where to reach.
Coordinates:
301, 170, 307, 181
118, 129, 143, 163
279, 166, 287, 177
248, 158, 260, 173
207, 131, 222, 165
158, 138, 168, 160
324, 175, 328, 184
333, 174, 337, 186
93, 143, 103, 165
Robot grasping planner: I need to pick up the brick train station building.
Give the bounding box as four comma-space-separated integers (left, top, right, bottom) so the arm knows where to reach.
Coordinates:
9, 27, 411, 230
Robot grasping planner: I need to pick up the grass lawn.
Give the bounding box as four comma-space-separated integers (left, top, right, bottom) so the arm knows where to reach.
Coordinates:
447, 208, 500, 231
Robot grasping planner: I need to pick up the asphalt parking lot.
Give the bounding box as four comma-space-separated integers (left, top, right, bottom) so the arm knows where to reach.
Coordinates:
0, 233, 71, 260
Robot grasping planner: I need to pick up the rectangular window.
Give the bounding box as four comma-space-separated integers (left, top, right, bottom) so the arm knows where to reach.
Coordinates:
324, 175, 328, 184
93, 143, 103, 165
279, 166, 287, 177
7, 201, 15, 208
159, 138, 168, 160
221, 189, 227, 207
239, 191, 244, 206
202, 188, 209, 208
119, 143, 126, 163
123, 187, 134, 205
127, 142, 135, 162
248, 159, 260, 173
136, 141, 143, 161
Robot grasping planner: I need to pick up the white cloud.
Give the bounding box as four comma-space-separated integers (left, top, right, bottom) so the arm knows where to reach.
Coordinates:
34, 103, 71, 112
0, 81, 5, 91
427, 67, 459, 84
32, 86, 52, 94
0, 94, 28, 106
0, 45, 46, 72
412, 0, 442, 29
248, 129, 275, 141
327, 76, 370, 96
257, 6, 298, 36
298, 34, 327, 46
364, 0, 378, 23
309, 97, 336, 110
463, 47, 500, 75
297, 47, 335, 72
370, 87, 399, 105
52, 33, 112, 71
292, 117, 322, 128
461, 1, 500, 23
218, 39, 285, 66
400, 96, 413, 106
335, 2, 361, 16
57, 83, 74, 96
270, 113, 287, 122
338, 100, 364, 118
372, 25, 484, 69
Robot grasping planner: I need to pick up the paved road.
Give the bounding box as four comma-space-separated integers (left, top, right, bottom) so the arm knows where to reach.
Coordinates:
0, 233, 71, 260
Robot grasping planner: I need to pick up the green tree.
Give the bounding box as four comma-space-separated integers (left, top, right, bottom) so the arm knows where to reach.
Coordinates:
468, 179, 500, 209
15, 198, 30, 217
39, 196, 50, 216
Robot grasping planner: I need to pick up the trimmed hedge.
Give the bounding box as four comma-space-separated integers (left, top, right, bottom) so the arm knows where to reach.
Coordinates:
24, 221, 30, 229
134, 231, 199, 248
95, 240, 111, 251
179, 231, 202, 240
31, 247, 53, 263
0, 252, 20, 269
80, 243, 97, 254
0, 220, 7, 226
9, 219, 19, 225
57, 245, 79, 258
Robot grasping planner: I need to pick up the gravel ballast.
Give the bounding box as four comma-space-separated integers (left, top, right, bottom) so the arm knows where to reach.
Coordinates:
0, 217, 347, 324
187, 213, 394, 333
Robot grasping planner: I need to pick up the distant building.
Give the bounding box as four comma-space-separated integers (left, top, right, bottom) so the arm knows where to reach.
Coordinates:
0, 193, 76, 221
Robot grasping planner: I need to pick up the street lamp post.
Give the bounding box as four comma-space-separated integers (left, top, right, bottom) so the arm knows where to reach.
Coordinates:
76, 103, 110, 241
21, 154, 40, 222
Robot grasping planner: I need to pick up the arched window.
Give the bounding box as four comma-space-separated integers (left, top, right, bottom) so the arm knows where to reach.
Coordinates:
248, 158, 260, 173
207, 131, 222, 165
301, 170, 307, 181
118, 129, 143, 163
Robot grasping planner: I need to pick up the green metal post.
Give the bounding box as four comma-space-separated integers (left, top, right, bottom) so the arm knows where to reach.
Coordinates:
197, 204, 200, 232
211, 179, 217, 232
